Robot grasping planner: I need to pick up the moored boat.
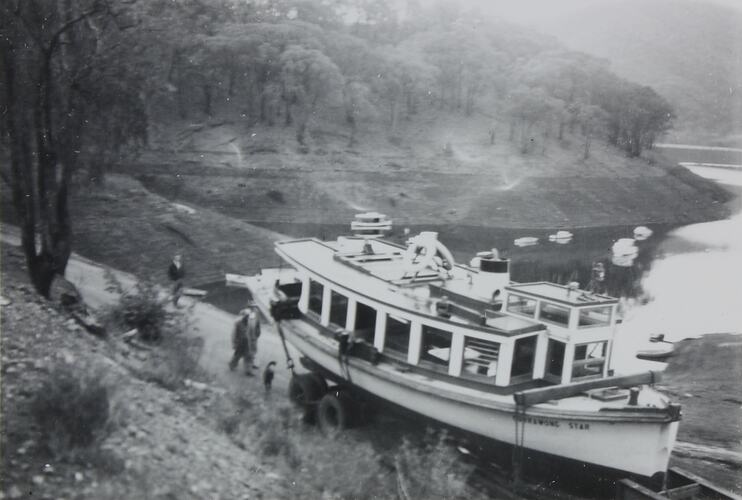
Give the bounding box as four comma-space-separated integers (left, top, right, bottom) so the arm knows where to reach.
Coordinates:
349, 211, 392, 238
514, 236, 539, 247
243, 231, 680, 480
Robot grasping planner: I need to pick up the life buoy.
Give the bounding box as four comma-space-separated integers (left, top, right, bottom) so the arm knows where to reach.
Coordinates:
434, 240, 455, 271
402, 232, 455, 275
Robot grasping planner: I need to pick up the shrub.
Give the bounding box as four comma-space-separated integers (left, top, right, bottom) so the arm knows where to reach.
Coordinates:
140, 336, 205, 391
393, 429, 483, 500
288, 432, 390, 500
31, 363, 112, 456
104, 270, 171, 342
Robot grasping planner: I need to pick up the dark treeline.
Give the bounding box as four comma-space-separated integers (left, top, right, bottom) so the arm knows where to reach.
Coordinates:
1, 0, 673, 295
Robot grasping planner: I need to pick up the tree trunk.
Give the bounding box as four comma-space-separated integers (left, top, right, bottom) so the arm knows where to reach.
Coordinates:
3, 38, 72, 298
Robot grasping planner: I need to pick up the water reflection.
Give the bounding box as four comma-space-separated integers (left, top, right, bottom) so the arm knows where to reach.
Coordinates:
613, 166, 742, 372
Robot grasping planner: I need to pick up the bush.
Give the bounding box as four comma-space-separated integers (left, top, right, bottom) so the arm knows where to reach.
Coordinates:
105, 270, 171, 342
139, 336, 205, 391
31, 363, 112, 456
393, 430, 482, 500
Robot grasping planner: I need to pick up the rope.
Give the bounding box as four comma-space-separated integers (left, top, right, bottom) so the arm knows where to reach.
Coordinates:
275, 322, 295, 374
512, 402, 527, 487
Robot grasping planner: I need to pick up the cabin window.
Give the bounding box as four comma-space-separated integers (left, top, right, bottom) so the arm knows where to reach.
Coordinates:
461, 337, 500, 381
511, 335, 537, 379
578, 306, 612, 328
572, 341, 607, 379
538, 302, 570, 327
506, 294, 537, 318
384, 315, 411, 358
420, 325, 452, 371
354, 301, 377, 343
329, 290, 349, 328
546, 339, 566, 379
308, 279, 324, 316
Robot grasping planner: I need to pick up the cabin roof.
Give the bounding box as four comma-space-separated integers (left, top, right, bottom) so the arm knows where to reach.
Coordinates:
505, 282, 617, 306
275, 237, 545, 337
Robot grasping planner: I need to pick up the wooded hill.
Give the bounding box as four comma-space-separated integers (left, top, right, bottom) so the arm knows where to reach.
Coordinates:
522, 0, 742, 146
2, 0, 677, 169
143, 0, 675, 159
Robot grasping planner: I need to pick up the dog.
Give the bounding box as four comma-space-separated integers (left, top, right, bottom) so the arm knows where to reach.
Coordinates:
263, 361, 277, 392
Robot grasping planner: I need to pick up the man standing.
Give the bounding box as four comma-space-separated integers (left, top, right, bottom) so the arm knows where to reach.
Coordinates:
229, 309, 251, 375
229, 307, 260, 376
168, 253, 185, 307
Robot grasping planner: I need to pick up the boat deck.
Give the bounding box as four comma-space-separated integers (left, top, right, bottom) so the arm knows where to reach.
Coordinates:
275, 238, 544, 336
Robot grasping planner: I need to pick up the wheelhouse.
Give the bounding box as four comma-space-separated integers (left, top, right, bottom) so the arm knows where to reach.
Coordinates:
503, 282, 618, 385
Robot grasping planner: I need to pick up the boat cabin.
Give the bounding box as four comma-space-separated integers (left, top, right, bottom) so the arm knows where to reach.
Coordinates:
275, 235, 619, 392
502, 283, 618, 385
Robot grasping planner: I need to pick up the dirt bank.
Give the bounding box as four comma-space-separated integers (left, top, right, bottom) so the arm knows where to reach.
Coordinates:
128, 118, 732, 230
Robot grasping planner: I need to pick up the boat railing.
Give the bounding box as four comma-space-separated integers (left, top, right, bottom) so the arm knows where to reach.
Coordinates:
513, 371, 663, 407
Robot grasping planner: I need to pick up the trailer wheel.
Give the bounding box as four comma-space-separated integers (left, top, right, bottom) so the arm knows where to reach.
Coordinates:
317, 391, 353, 436
288, 373, 326, 408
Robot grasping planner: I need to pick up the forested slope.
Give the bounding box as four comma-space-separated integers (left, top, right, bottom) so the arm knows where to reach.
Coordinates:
1, 0, 731, 248
522, 0, 742, 145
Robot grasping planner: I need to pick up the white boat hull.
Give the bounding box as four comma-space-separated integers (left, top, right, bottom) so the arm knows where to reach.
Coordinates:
283, 321, 678, 478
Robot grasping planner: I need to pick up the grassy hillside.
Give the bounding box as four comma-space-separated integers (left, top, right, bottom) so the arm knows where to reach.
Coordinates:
131, 113, 731, 231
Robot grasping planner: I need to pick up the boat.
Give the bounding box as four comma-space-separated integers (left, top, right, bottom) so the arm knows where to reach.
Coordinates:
548, 230, 574, 242
242, 230, 680, 480
612, 238, 639, 257
633, 226, 653, 241
349, 212, 392, 238
636, 334, 675, 362
514, 236, 539, 247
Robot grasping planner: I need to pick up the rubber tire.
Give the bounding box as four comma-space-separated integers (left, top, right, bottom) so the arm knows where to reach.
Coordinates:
316, 392, 353, 436
288, 373, 326, 407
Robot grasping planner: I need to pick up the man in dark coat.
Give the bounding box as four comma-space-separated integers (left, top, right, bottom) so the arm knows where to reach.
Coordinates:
229, 308, 260, 375
168, 253, 185, 306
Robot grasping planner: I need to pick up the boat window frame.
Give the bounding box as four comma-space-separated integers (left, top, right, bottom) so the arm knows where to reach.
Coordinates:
329, 289, 349, 329
353, 300, 377, 343
577, 306, 613, 329
545, 338, 567, 382
307, 278, 324, 317
383, 313, 412, 361
571, 340, 608, 380
460, 335, 501, 383
506, 293, 538, 318
510, 334, 538, 381
418, 323, 454, 373
537, 301, 571, 327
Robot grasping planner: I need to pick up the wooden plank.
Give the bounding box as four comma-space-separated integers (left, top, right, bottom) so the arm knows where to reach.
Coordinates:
616, 479, 667, 500
513, 371, 662, 407
668, 467, 742, 500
